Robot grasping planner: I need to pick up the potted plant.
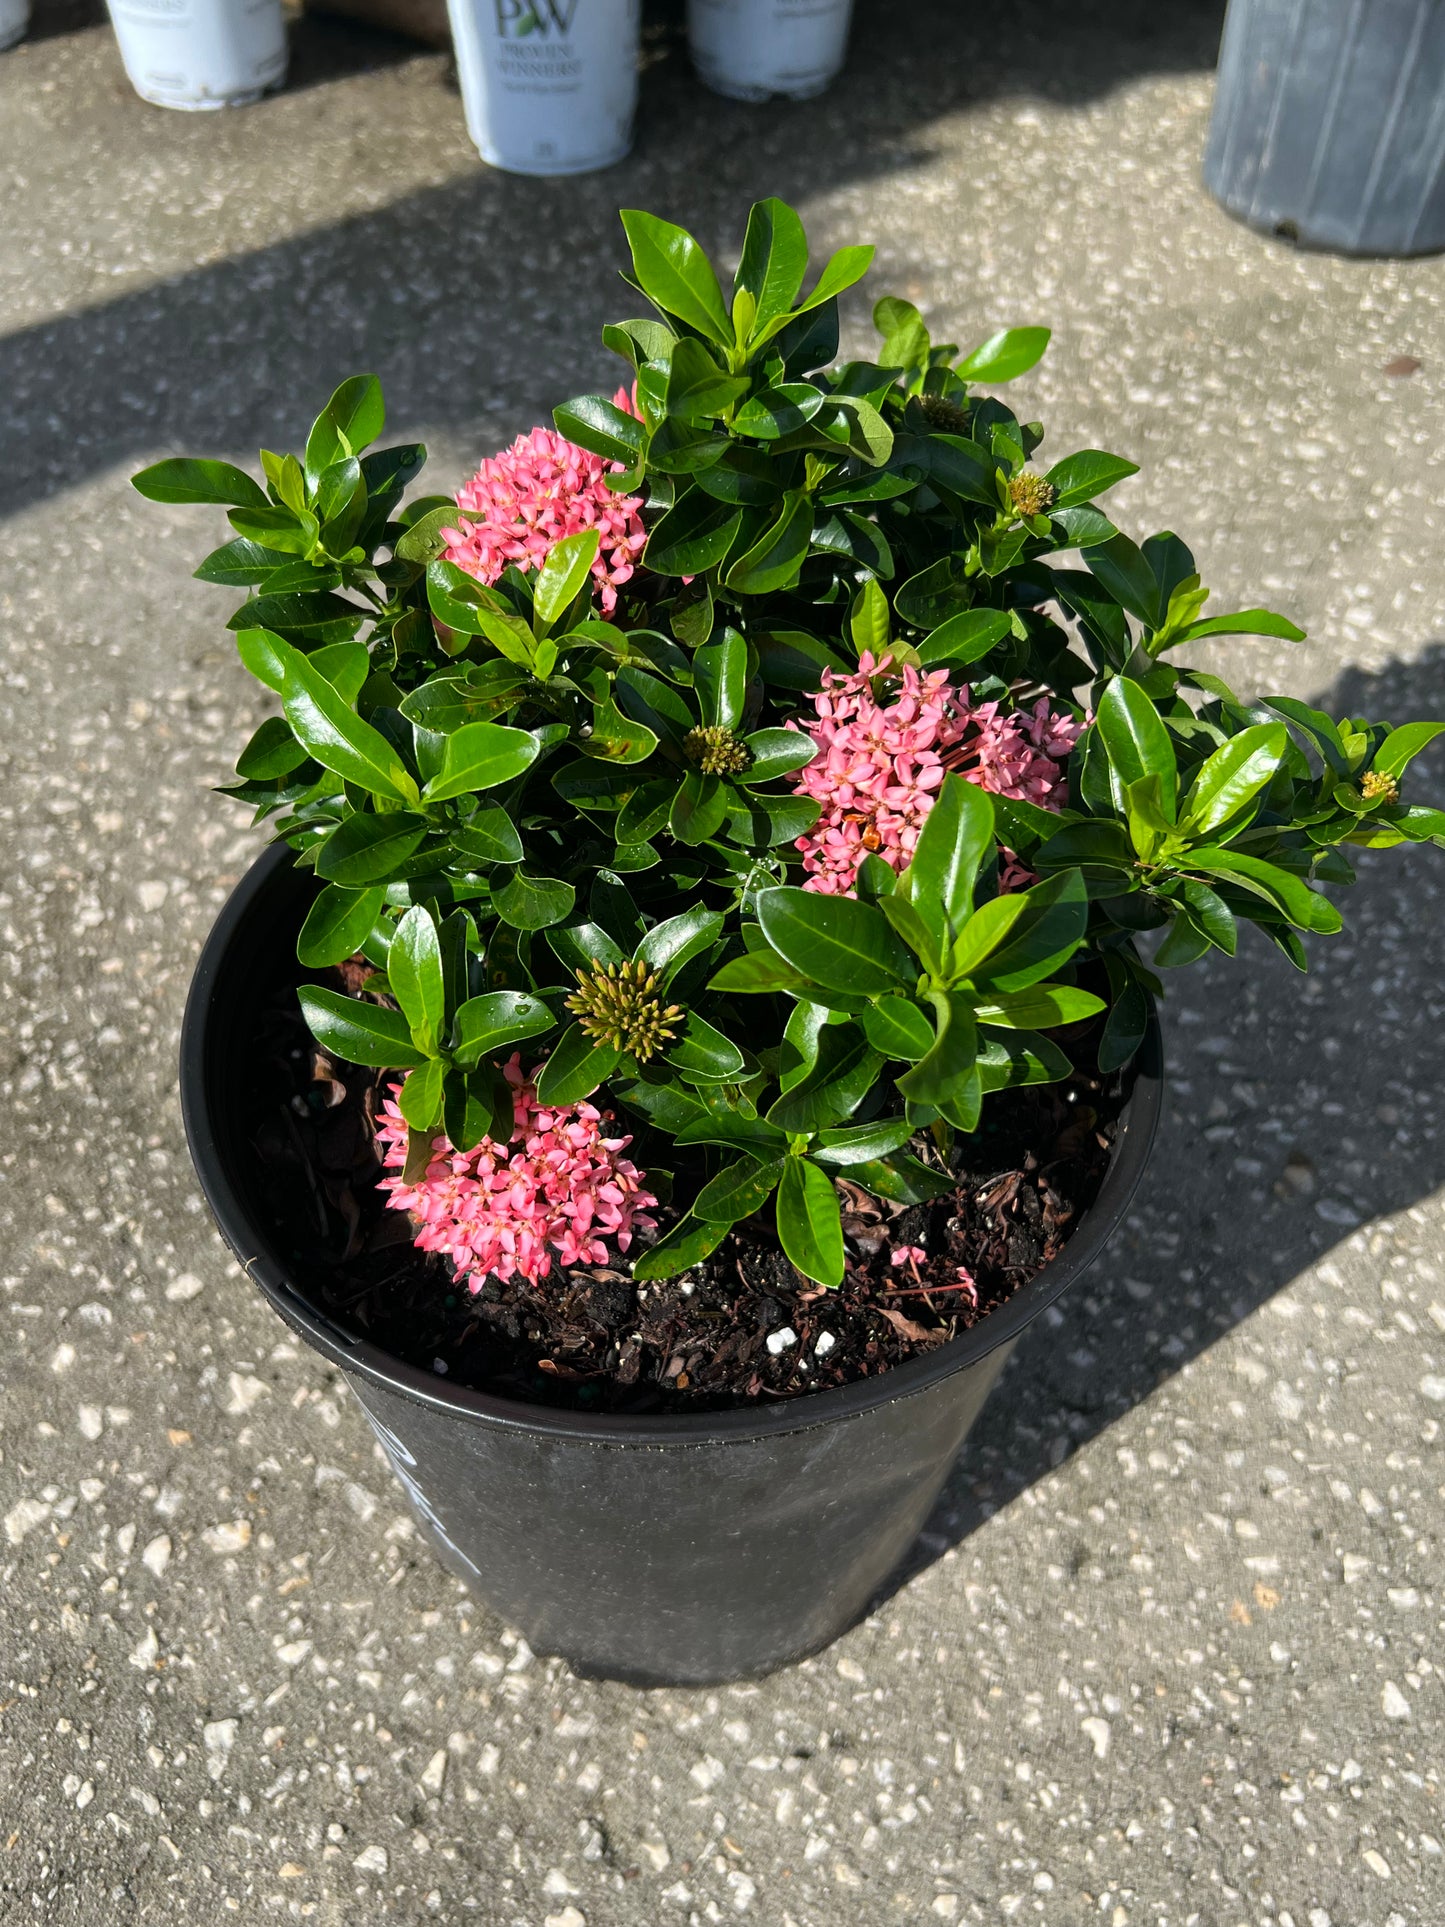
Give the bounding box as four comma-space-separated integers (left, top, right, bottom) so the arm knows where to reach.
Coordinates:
105, 0, 288, 111
142, 198, 1443, 1684
445, 0, 641, 176
687, 0, 855, 102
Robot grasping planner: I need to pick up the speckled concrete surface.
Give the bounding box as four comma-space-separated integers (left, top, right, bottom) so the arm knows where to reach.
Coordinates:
1, 2, 1443, 1922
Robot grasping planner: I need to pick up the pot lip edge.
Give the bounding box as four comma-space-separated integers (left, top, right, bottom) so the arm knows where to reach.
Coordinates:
181, 841, 1165, 1449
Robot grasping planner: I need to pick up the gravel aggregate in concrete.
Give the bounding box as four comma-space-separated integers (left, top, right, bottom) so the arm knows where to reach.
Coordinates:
1, 3, 1443, 1922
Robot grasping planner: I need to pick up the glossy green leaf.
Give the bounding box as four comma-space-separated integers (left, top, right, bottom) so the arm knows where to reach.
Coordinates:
450, 804, 524, 866
1374, 721, 1445, 779
694, 630, 747, 731
492, 871, 576, 931
956, 326, 1050, 384
756, 887, 914, 995
315, 811, 428, 885
666, 1012, 745, 1083
907, 773, 993, 940
1176, 608, 1306, 645
896, 991, 979, 1110
620, 209, 733, 347
846, 1151, 954, 1205
387, 905, 445, 1052
132, 457, 268, 510
859, 994, 934, 1061
916, 608, 1011, 667
534, 529, 601, 628
297, 986, 427, 1069
725, 490, 813, 595
1083, 532, 1160, 629
776, 1157, 845, 1287
973, 984, 1105, 1028
452, 991, 554, 1068
1178, 723, 1287, 835
695, 1156, 787, 1224
552, 394, 647, 466
1043, 449, 1139, 507
632, 1213, 729, 1282
1096, 675, 1179, 818
636, 905, 725, 983
236, 715, 307, 781
1183, 849, 1341, 933
811, 1117, 915, 1167
423, 721, 539, 803
304, 374, 385, 486
737, 727, 817, 784
278, 642, 419, 804
966, 871, 1089, 991
708, 950, 812, 995
670, 770, 730, 845
534, 1023, 620, 1106
735, 197, 809, 336
767, 1025, 880, 1133
296, 885, 386, 969
645, 490, 744, 576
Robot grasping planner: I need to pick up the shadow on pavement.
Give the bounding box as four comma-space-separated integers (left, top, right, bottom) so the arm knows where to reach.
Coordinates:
882, 643, 1445, 1601
0, 0, 1225, 519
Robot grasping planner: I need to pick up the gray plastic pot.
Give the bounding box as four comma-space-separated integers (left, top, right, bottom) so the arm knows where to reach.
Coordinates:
180, 845, 1163, 1685
1203, 0, 1445, 255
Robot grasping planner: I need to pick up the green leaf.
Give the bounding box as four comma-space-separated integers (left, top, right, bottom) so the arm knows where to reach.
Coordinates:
534, 529, 601, 628
227, 592, 365, 648
1096, 675, 1179, 818
1183, 849, 1341, 933
296, 885, 386, 969
738, 727, 817, 784
1043, 449, 1139, 507
1178, 723, 1287, 835
552, 394, 647, 467
694, 630, 746, 731
735, 197, 810, 336
975, 1029, 1073, 1092
1374, 721, 1445, 779
1098, 975, 1149, 1073
664, 337, 750, 421
666, 1012, 745, 1084
907, 773, 993, 940
422, 721, 539, 803
195, 537, 290, 585
297, 986, 428, 1069
794, 245, 875, 321
636, 905, 725, 984
132, 457, 268, 510
859, 994, 934, 1061
695, 1156, 787, 1224
847, 1152, 953, 1205
916, 608, 1011, 668
534, 1023, 620, 1106
767, 1025, 880, 1133
896, 991, 979, 1111
450, 803, 524, 866
956, 327, 1050, 384
967, 871, 1089, 991
849, 578, 890, 658
304, 374, 385, 487
754, 628, 849, 689
315, 811, 429, 885
278, 642, 420, 804
632, 1214, 729, 1282
226, 502, 319, 556
756, 888, 914, 996
308, 641, 369, 703
493, 871, 576, 931
708, 950, 812, 995
443, 1064, 512, 1154
397, 1058, 445, 1133
619, 209, 733, 348
776, 1158, 845, 1287
733, 382, 825, 440
452, 991, 554, 1068
1179, 878, 1237, 955
725, 490, 813, 595
236, 715, 307, 781
387, 905, 445, 1052
1084, 533, 1161, 629
1176, 609, 1306, 645
645, 490, 743, 576
671, 769, 731, 845
811, 1117, 915, 1167
974, 984, 1105, 1028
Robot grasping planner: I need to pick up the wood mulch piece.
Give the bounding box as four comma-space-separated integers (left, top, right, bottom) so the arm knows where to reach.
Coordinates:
244, 975, 1127, 1414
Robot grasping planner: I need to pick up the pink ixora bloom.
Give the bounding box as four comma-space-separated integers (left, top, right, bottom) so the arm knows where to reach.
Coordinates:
788, 654, 1082, 896
439, 390, 646, 617
374, 1053, 657, 1290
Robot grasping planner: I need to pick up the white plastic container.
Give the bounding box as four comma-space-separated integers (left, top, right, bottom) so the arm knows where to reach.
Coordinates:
688, 0, 854, 102
0, 0, 30, 52
106, 0, 288, 110
446, 0, 641, 176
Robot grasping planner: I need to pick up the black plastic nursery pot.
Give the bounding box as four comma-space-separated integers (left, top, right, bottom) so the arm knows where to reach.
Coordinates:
180, 845, 1164, 1686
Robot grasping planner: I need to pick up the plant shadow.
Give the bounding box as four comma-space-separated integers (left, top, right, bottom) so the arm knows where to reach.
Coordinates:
880, 642, 1445, 1601
0, 0, 1226, 521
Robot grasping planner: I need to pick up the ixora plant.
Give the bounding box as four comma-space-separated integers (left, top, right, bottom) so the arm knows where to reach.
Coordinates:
142, 198, 1445, 1312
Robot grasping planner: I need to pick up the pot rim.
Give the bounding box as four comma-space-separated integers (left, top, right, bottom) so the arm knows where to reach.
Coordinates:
181, 843, 1164, 1447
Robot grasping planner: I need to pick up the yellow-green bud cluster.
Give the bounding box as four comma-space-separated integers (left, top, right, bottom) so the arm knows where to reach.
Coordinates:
1008, 471, 1057, 518
566, 959, 683, 1062
1361, 769, 1399, 805
916, 392, 973, 435
684, 724, 752, 777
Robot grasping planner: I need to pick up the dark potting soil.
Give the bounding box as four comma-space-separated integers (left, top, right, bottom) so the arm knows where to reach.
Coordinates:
247, 969, 1128, 1414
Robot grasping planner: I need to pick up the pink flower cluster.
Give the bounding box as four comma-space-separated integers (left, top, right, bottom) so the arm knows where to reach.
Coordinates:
440, 392, 646, 616
375, 1054, 657, 1289
789, 654, 1082, 896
